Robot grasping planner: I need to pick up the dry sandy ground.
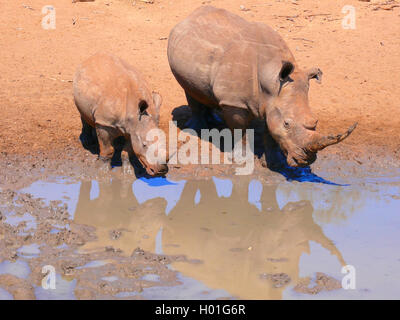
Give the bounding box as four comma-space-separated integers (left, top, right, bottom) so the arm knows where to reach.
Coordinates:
0, 0, 399, 161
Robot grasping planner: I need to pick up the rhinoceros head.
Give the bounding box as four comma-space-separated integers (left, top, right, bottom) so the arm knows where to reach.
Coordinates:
265, 61, 356, 167
128, 92, 168, 176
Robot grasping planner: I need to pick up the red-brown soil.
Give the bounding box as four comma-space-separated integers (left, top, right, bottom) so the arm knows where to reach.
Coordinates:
0, 0, 399, 160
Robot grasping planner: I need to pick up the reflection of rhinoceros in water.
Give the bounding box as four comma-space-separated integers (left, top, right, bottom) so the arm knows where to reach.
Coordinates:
73, 178, 168, 253
72, 176, 346, 299
160, 178, 346, 299
275, 182, 368, 224
73, 177, 188, 253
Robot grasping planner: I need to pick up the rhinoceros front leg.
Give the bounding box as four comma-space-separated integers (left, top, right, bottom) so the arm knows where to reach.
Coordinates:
220, 105, 251, 131
263, 130, 286, 169
220, 104, 253, 158
95, 124, 117, 161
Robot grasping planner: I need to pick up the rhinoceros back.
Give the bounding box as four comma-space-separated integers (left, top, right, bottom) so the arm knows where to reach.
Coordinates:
73, 53, 153, 128
167, 6, 293, 111
168, 6, 259, 106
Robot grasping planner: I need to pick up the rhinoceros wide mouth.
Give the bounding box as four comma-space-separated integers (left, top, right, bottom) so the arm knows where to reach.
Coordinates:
137, 156, 155, 175
137, 155, 168, 176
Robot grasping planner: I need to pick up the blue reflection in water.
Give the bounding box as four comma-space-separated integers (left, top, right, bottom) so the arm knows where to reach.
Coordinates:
132, 178, 186, 215
89, 180, 100, 200
267, 148, 346, 185
194, 189, 201, 205
138, 273, 231, 300
139, 177, 178, 187
212, 177, 233, 198
17, 244, 41, 259
4, 213, 37, 233
248, 179, 263, 211
155, 227, 163, 254
283, 190, 400, 300
20, 178, 81, 219
35, 275, 77, 300
0, 288, 13, 300
277, 165, 346, 186
0, 260, 31, 279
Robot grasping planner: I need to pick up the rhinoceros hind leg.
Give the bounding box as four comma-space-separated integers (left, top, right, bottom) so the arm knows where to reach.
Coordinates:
80, 117, 98, 150
95, 124, 117, 162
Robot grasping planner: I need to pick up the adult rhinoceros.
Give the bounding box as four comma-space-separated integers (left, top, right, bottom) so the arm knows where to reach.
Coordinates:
167, 6, 356, 167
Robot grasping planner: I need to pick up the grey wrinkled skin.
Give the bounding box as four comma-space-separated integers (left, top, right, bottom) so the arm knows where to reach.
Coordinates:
168, 6, 356, 167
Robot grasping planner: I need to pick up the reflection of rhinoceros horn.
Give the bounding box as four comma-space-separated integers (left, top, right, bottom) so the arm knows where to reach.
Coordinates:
276, 183, 363, 224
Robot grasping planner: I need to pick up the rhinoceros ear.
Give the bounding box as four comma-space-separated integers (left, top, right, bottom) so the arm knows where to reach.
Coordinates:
152, 92, 162, 125
152, 92, 162, 111
138, 100, 149, 120
307, 67, 323, 84
279, 61, 294, 82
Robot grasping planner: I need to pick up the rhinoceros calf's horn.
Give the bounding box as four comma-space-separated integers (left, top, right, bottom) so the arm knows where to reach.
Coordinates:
306, 122, 358, 153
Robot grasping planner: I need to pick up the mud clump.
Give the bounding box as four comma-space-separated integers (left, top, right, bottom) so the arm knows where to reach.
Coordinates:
260, 272, 291, 288
0, 275, 35, 300
294, 272, 342, 295
0, 190, 183, 300
109, 229, 123, 240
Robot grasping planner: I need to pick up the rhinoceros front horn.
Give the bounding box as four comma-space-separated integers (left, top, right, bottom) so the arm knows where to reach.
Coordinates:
306, 122, 358, 153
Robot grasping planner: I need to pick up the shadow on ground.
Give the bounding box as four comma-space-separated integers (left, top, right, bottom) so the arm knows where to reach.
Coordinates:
172, 105, 345, 185
79, 130, 157, 179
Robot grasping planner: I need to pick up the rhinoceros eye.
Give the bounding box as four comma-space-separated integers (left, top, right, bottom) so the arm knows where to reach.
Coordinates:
284, 120, 291, 130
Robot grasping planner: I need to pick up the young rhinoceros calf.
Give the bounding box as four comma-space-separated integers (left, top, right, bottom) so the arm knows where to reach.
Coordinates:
73, 53, 168, 176
168, 6, 357, 167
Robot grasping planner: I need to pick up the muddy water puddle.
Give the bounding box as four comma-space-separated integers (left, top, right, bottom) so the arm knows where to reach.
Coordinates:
1, 172, 400, 299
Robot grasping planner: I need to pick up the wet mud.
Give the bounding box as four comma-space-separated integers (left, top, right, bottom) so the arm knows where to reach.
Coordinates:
1, 149, 399, 299
0, 188, 187, 299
